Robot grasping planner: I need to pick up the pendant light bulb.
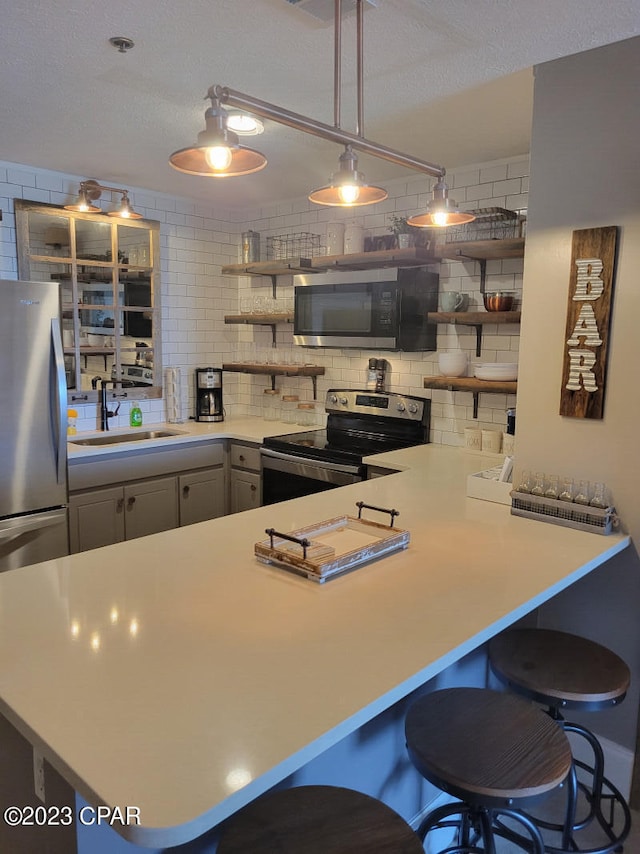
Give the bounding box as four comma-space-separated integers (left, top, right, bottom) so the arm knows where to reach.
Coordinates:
204, 145, 234, 172
431, 211, 449, 227
309, 146, 387, 207
338, 183, 360, 205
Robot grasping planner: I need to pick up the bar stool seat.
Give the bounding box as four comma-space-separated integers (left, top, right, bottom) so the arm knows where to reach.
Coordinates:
489, 628, 630, 712
217, 784, 424, 853
489, 628, 631, 853
405, 687, 573, 853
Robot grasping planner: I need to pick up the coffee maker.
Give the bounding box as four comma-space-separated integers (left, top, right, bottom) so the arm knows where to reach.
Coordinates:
195, 368, 223, 422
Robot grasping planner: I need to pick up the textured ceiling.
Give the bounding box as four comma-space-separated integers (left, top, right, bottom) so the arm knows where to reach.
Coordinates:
1, 0, 639, 209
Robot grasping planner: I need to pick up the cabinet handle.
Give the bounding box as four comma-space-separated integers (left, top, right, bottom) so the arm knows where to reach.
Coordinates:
250, 484, 257, 492
183, 485, 190, 497
239, 454, 246, 462
116, 498, 124, 511
127, 496, 136, 507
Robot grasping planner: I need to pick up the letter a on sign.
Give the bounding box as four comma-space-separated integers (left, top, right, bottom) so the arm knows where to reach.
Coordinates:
559, 226, 618, 418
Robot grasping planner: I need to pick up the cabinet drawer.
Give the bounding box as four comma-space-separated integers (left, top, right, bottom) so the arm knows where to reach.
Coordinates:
230, 443, 261, 471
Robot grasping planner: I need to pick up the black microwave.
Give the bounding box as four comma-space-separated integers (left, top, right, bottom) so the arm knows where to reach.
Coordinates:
293, 266, 439, 351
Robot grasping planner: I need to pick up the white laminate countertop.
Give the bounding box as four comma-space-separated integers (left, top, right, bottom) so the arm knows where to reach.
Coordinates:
0, 443, 630, 847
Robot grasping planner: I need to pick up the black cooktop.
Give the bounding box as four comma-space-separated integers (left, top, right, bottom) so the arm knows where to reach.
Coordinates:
262, 428, 423, 465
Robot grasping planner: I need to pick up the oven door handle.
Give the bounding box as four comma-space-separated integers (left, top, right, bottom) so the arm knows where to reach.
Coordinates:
261, 448, 361, 475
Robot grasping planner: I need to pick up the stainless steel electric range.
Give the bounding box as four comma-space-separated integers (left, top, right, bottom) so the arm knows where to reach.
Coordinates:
261, 389, 430, 505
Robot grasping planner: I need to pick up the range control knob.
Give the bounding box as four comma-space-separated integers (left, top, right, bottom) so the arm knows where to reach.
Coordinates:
396, 403, 406, 412
329, 394, 338, 404
408, 403, 419, 414
339, 396, 348, 405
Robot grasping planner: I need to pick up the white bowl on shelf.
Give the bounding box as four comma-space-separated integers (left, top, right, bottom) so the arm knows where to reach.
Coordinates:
438, 351, 468, 377
474, 362, 518, 381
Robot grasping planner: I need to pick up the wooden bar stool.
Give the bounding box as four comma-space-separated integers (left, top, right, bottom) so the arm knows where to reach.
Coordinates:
217, 784, 424, 853
405, 687, 573, 853
489, 628, 631, 853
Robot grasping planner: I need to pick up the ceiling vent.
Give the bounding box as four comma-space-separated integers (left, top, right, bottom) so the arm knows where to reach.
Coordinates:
285, 0, 377, 24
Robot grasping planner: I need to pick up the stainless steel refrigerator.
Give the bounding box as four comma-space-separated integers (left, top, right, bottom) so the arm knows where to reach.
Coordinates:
0, 279, 69, 571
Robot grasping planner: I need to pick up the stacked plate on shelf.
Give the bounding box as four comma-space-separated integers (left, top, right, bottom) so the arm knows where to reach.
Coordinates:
474, 363, 518, 381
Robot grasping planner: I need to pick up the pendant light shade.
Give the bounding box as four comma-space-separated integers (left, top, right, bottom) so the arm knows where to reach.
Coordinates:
64, 181, 101, 213
407, 178, 475, 228
309, 146, 387, 207
107, 191, 143, 219
169, 100, 267, 177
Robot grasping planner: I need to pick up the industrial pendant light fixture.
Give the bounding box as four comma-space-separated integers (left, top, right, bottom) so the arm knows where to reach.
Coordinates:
64, 179, 143, 219
308, 145, 387, 206
407, 178, 476, 228
169, 95, 267, 177
169, 0, 473, 225
307, 0, 387, 207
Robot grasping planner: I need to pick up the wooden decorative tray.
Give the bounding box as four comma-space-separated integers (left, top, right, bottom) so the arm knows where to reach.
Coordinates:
255, 502, 409, 583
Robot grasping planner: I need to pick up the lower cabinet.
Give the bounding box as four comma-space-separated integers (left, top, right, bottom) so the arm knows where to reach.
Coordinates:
69, 476, 179, 553
179, 468, 226, 526
68, 440, 228, 554
69, 485, 127, 553
229, 441, 262, 514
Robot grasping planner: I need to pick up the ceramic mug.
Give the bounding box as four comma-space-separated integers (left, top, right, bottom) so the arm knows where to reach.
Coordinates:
464, 428, 482, 450
481, 429, 503, 453
440, 291, 468, 312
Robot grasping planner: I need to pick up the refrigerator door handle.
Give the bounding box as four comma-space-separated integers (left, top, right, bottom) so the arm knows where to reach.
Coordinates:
0, 509, 67, 543
51, 317, 67, 485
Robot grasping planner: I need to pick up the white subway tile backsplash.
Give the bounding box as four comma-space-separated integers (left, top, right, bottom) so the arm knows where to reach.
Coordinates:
2, 154, 527, 441
479, 164, 509, 183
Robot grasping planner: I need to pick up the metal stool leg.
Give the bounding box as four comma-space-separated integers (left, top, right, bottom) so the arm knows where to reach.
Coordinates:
418, 801, 546, 854
520, 715, 631, 854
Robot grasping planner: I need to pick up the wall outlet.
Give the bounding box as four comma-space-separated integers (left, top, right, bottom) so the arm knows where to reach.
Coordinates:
33, 749, 45, 802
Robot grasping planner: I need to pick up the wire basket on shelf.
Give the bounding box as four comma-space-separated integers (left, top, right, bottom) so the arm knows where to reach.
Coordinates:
266, 232, 324, 260
445, 207, 523, 244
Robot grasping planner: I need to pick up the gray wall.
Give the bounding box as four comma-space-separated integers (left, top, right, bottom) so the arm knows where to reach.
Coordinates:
517, 35, 640, 784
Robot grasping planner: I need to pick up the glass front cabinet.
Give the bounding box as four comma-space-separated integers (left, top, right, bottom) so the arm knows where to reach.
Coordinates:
15, 199, 161, 403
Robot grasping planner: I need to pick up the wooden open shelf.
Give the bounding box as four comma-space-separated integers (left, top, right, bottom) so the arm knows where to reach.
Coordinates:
223, 362, 325, 399
427, 310, 521, 326
423, 376, 517, 394
222, 363, 324, 377
221, 247, 436, 278
310, 246, 435, 270
427, 310, 521, 356
424, 375, 517, 419
433, 238, 525, 261
221, 258, 316, 277
224, 313, 293, 325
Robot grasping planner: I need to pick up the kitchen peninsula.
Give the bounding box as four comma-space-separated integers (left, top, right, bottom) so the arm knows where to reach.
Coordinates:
0, 440, 631, 852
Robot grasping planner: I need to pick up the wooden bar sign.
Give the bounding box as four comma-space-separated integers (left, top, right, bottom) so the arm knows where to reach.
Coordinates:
559, 226, 618, 419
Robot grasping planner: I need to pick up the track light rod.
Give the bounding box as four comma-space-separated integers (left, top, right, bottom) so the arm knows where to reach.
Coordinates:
210, 85, 446, 179
356, 0, 364, 137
